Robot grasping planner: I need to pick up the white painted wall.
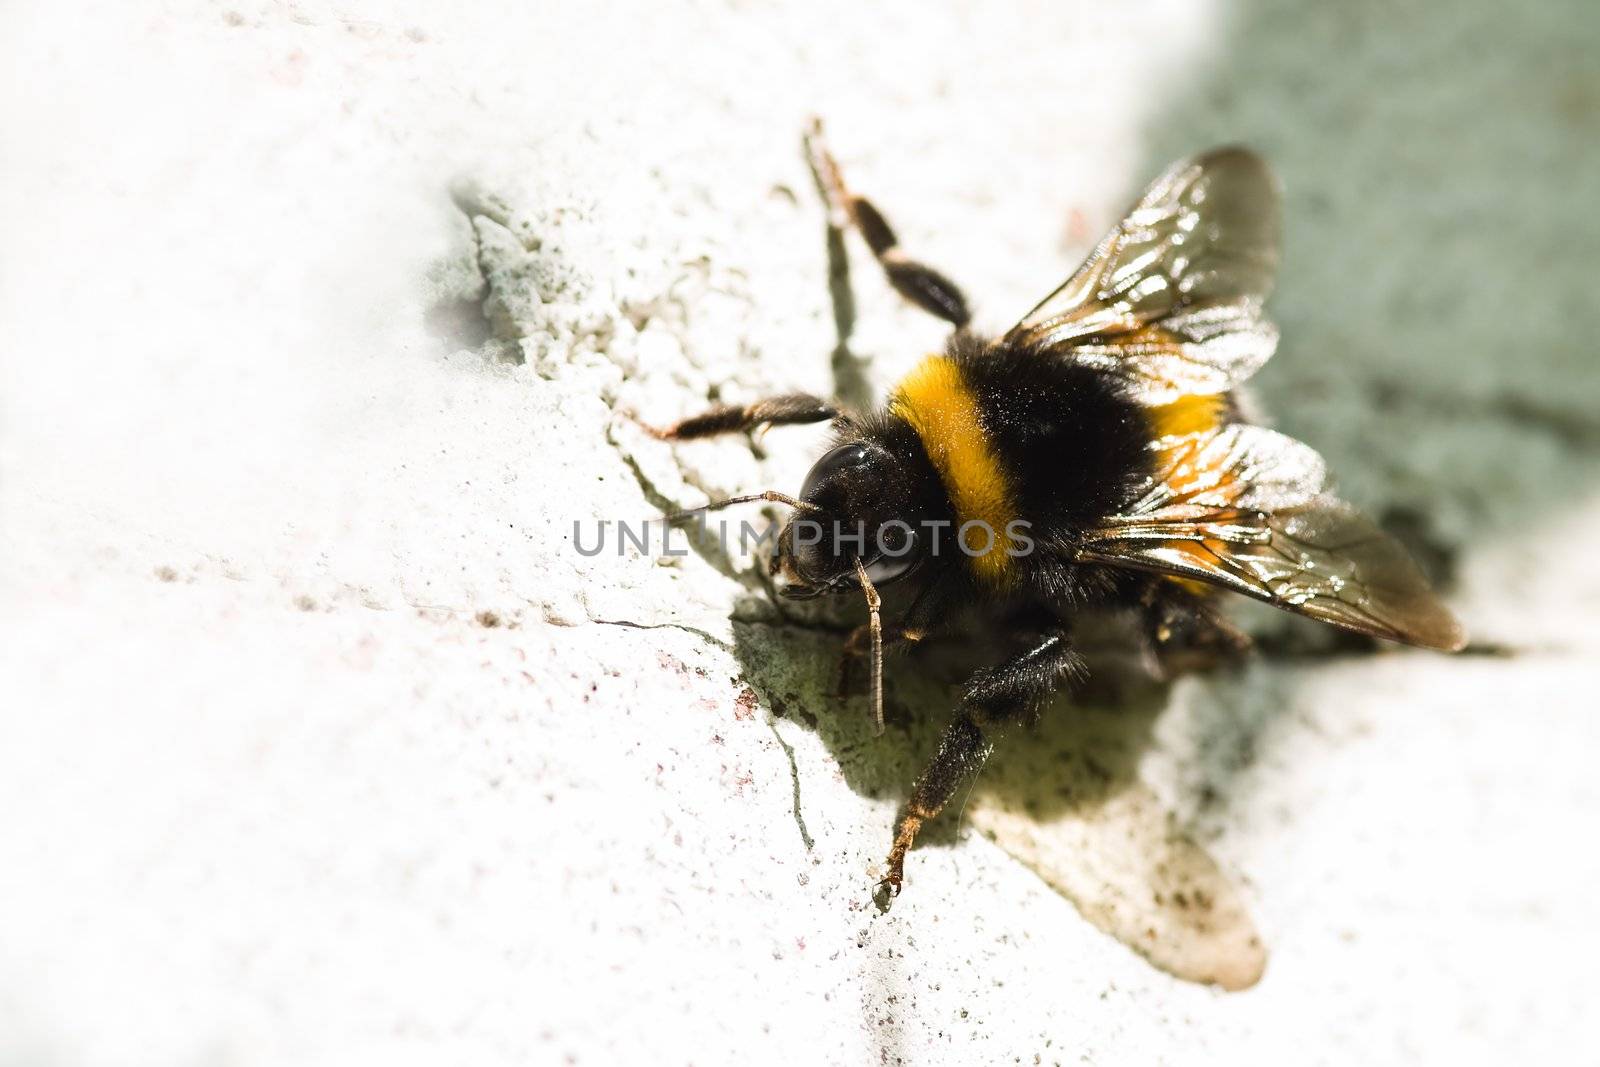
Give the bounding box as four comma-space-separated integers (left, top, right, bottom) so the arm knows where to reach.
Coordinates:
3, 1, 1595, 1063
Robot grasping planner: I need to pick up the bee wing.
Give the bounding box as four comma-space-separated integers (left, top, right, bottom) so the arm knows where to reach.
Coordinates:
1080, 425, 1466, 650
1006, 147, 1282, 404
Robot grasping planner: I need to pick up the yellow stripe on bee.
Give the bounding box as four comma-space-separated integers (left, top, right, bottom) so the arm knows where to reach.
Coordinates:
1150, 393, 1232, 602
1147, 393, 1235, 500
1149, 393, 1226, 439
889, 355, 1018, 583
1166, 576, 1216, 598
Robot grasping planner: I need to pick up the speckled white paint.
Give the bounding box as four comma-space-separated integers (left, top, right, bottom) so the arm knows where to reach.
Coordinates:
2, 0, 1596, 1064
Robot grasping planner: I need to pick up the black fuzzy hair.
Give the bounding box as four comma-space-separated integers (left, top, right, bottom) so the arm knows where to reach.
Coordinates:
945, 333, 1153, 534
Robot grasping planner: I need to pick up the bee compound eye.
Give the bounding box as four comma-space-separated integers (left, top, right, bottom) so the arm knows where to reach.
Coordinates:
877, 519, 916, 556
862, 554, 913, 585
799, 443, 874, 506
862, 521, 918, 584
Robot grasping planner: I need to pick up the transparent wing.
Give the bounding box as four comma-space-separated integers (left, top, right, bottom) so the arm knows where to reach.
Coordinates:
1080, 424, 1465, 650
1124, 420, 1329, 514
1007, 147, 1282, 404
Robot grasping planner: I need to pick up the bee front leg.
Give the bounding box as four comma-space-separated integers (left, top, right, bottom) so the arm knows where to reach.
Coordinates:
875, 629, 1082, 911
804, 117, 972, 330
834, 579, 943, 698
833, 622, 924, 698
647, 394, 837, 441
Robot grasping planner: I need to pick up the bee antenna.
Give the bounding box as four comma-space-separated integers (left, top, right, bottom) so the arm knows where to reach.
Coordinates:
852, 556, 885, 736
662, 490, 819, 525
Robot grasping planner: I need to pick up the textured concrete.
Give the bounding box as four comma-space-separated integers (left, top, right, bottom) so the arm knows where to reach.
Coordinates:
2, 0, 1596, 1064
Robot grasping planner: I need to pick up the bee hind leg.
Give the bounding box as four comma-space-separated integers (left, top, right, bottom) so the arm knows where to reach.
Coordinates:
875, 629, 1082, 911
804, 117, 971, 330
1140, 581, 1252, 680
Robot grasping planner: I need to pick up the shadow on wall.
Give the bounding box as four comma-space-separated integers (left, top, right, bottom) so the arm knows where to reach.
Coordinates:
1134, 0, 1600, 568
727, 0, 1599, 991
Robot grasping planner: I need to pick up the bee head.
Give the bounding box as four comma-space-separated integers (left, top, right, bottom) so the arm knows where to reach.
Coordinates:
775, 441, 922, 598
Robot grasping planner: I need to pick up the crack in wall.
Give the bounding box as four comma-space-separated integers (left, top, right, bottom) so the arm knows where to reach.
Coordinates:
765, 717, 816, 852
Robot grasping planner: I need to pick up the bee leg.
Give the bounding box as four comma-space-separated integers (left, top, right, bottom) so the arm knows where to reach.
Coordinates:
805, 117, 972, 330
835, 580, 943, 698
1141, 583, 1252, 679
833, 622, 925, 698
874, 630, 1081, 911
647, 393, 837, 441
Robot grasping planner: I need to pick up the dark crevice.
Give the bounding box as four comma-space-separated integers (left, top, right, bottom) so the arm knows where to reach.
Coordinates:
764, 718, 816, 852
590, 617, 734, 653
613, 449, 748, 585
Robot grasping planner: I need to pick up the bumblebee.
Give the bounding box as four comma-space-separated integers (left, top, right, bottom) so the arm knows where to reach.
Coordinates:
653, 119, 1465, 909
